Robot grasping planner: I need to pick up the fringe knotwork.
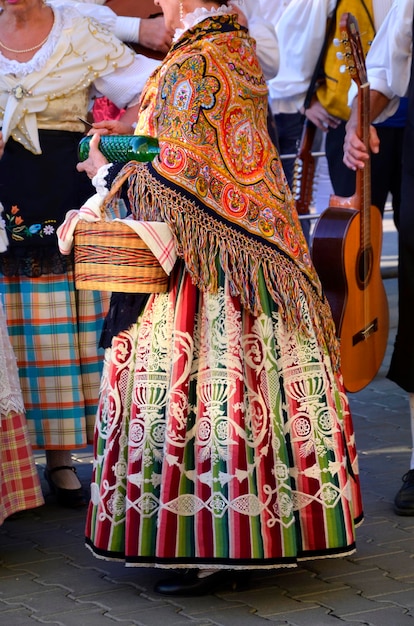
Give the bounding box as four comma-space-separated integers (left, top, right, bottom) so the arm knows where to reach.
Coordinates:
106, 163, 340, 371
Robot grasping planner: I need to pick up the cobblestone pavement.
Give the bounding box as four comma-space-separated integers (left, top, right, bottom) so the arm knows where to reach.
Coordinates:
2, 220, 413, 626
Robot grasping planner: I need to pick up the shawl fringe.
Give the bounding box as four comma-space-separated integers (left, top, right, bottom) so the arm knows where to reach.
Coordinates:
108, 162, 340, 372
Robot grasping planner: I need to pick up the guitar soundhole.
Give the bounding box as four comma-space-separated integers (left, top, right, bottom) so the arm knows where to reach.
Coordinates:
357, 246, 373, 287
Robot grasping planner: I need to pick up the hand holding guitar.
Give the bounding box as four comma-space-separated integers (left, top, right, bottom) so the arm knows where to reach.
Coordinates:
343, 91, 390, 171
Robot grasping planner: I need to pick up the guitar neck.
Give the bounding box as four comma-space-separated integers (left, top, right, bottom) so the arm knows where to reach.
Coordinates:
356, 82, 371, 249
293, 120, 316, 215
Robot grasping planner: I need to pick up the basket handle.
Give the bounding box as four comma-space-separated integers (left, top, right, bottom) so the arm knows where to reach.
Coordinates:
100, 163, 137, 220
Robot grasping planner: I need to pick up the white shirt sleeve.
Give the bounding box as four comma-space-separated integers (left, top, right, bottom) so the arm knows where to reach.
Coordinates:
367, 0, 413, 99
236, 0, 280, 81
258, 0, 293, 25
267, 0, 335, 113
113, 16, 141, 43
49, 0, 141, 43
349, 0, 413, 121
92, 55, 161, 110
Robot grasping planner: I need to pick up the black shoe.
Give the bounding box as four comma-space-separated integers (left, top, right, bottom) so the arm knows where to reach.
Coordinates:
44, 465, 87, 509
394, 469, 414, 516
154, 569, 246, 596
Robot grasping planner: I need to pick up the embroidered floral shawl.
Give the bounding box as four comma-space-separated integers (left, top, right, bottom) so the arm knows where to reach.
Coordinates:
112, 14, 338, 363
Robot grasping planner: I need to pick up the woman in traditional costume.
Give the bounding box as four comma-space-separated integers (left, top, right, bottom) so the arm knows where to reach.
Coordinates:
0, 0, 159, 507
78, 0, 363, 595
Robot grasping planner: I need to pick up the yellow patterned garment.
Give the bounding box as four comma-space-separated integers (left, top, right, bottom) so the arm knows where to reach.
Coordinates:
121, 14, 338, 364
317, 0, 375, 121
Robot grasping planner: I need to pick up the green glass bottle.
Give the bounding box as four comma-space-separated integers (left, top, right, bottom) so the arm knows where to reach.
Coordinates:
78, 135, 160, 163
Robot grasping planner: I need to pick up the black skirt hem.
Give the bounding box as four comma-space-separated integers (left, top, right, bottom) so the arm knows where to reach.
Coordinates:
85, 537, 358, 568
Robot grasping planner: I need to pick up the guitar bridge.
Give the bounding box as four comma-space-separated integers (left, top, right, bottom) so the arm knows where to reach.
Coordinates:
352, 318, 378, 346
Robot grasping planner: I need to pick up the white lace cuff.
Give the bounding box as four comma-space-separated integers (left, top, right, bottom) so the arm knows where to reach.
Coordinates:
92, 163, 112, 198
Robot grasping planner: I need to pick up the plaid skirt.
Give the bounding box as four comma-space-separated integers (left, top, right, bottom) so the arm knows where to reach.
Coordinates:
0, 298, 44, 523
85, 262, 363, 569
0, 409, 44, 523
2, 271, 109, 450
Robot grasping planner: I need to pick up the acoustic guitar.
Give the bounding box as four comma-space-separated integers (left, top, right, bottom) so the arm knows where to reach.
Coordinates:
292, 119, 317, 216
311, 12, 389, 393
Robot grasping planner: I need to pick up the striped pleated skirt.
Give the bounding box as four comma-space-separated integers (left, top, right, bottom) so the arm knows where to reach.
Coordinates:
85, 262, 363, 569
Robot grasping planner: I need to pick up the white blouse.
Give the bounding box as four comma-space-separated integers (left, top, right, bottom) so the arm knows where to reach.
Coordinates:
0, 5, 159, 153
51, 0, 142, 43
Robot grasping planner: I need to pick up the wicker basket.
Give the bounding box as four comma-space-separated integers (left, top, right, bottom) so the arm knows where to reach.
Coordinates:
74, 220, 169, 293
73, 167, 169, 293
